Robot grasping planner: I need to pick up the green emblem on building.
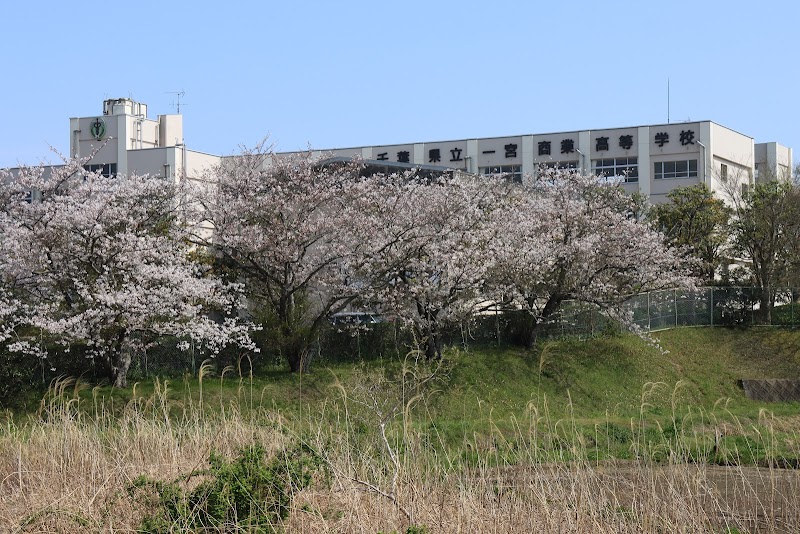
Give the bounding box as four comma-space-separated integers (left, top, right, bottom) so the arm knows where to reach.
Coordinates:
90, 118, 106, 140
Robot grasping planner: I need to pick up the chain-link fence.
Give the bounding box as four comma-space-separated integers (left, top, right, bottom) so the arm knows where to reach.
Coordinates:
12, 287, 799, 389
627, 287, 799, 331
470, 287, 800, 347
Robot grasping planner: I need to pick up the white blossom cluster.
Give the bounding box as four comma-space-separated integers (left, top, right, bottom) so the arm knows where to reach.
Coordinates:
190, 145, 693, 363
489, 168, 696, 346
1, 145, 694, 381
0, 158, 258, 387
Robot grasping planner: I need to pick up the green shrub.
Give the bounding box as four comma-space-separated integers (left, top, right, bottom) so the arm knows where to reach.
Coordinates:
0, 348, 40, 409
130, 442, 322, 533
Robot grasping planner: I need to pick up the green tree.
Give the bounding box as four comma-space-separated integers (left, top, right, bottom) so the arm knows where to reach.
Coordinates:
729, 181, 800, 322
649, 184, 731, 284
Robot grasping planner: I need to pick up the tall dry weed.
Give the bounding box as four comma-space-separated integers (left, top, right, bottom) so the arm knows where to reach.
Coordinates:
0, 373, 798, 532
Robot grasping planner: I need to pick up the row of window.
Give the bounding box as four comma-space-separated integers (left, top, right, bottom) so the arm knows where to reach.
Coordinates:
594, 158, 697, 181
480, 165, 522, 183
592, 157, 638, 183
80, 159, 698, 183
19, 164, 119, 202
84, 163, 117, 178
538, 161, 579, 170
483, 159, 697, 182
482, 161, 598, 183
653, 159, 697, 180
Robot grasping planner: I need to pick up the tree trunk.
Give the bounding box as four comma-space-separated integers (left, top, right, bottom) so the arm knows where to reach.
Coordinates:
413, 301, 443, 360
109, 328, 131, 388
759, 286, 773, 324
412, 317, 443, 360
111, 350, 132, 388
422, 330, 443, 360
287, 351, 303, 373
525, 317, 541, 349
523, 295, 564, 349
286, 345, 313, 373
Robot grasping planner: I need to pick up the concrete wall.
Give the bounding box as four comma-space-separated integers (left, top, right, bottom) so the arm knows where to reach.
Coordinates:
303, 120, 786, 206
20, 101, 794, 211
127, 148, 170, 177
159, 115, 183, 148
754, 142, 793, 181
185, 150, 222, 179
709, 123, 754, 201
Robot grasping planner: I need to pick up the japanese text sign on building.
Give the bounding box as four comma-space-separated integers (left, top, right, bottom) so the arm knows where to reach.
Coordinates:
538, 141, 551, 156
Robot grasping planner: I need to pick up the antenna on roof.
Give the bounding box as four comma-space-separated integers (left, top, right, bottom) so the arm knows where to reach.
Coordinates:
667, 78, 670, 124
166, 91, 186, 114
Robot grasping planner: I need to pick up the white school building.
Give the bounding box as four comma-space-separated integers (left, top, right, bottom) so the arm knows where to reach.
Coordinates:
27, 98, 797, 204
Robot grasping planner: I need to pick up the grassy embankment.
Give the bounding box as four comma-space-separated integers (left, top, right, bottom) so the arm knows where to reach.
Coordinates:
61, 326, 800, 463
2, 326, 800, 532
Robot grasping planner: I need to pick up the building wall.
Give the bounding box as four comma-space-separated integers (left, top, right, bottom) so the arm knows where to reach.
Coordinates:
754, 142, 793, 181
7, 100, 793, 209
127, 148, 171, 177
185, 150, 222, 179
709, 123, 754, 201
318, 122, 738, 205
310, 120, 790, 207
63, 99, 222, 185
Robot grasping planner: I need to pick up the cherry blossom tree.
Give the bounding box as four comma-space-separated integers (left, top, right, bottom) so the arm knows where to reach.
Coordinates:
191, 144, 378, 372
0, 158, 256, 388
490, 168, 694, 347
189, 142, 693, 364
0, 289, 29, 351
192, 143, 513, 366
352, 171, 510, 360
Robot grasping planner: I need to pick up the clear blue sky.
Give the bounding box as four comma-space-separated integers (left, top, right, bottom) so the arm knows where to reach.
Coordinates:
2, 0, 798, 168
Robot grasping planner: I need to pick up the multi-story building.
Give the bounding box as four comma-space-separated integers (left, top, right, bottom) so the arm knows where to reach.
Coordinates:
68, 97, 220, 182
308, 122, 792, 204
9, 98, 795, 205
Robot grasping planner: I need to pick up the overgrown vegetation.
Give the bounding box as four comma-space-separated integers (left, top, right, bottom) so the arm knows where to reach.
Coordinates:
2, 328, 800, 532
130, 443, 322, 532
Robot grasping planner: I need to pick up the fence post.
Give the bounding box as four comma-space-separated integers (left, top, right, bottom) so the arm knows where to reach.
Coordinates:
710, 287, 714, 327
495, 305, 500, 346
674, 289, 678, 328
647, 291, 651, 331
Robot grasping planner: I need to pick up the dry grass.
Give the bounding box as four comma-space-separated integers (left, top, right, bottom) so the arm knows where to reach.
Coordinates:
1, 374, 799, 533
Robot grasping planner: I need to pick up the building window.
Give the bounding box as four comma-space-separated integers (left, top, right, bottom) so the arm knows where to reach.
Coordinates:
481, 165, 522, 183
537, 161, 579, 171
83, 163, 117, 178
653, 160, 698, 180
720, 163, 728, 180
592, 157, 638, 182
